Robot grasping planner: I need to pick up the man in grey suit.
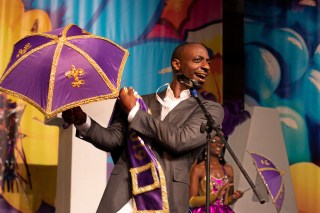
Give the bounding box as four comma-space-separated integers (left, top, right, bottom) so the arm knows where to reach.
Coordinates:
62, 42, 224, 213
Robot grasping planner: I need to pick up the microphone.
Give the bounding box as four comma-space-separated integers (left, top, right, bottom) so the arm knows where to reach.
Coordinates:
176, 73, 202, 90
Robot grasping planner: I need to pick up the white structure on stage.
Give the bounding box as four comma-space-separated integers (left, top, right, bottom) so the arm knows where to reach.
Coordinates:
225, 106, 298, 213
46, 100, 116, 213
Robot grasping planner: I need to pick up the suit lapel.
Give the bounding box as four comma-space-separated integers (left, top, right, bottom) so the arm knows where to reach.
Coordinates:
164, 97, 197, 123
147, 91, 164, 119
147, 89, 198, 122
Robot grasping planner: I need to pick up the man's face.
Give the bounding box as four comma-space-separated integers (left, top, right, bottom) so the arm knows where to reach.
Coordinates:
177, 44, 210, 86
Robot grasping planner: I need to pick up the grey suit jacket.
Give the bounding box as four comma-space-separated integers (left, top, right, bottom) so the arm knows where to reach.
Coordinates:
82, 90, 224, 213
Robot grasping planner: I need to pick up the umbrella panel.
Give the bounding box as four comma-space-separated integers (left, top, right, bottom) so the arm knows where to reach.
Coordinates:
68, 37, 126, 87
0, 46, 55, 109
52, 45, 114, 111
5, 35, 54, 71
249, 152, 285, 213
260, 170, 283, 198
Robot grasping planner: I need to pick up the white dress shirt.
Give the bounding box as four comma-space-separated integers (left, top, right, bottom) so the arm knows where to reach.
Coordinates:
158, 85, 191, 120
129, 84, 191, 121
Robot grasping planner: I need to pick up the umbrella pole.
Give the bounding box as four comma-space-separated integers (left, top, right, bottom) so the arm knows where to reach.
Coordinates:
190, 89, 266, 213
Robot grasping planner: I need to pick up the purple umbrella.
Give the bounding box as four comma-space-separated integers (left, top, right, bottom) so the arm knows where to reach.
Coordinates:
0, 24, 129, 118
248, 151, 285, 213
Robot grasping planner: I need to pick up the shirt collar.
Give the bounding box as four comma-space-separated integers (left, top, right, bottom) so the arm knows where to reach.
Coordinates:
164, 85, 191, 101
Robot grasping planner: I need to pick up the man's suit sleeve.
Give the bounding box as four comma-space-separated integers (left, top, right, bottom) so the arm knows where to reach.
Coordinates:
129, 100, 224, 153
77, 116, 127, 152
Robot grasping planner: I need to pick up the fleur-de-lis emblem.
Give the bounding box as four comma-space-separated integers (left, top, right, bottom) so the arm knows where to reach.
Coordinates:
16, 43, 32, 58
261, 159, 270, 166
65, 65, 85, 87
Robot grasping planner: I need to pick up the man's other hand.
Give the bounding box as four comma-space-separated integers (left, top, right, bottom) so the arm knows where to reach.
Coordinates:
62, 106, 87, 125
119, 87, 137, 113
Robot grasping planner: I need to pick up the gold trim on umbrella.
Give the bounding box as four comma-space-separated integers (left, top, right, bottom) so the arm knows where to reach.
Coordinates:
0, 24, 129, 119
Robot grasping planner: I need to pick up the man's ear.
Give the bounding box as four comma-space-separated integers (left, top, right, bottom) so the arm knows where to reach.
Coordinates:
171, 59, 180, 71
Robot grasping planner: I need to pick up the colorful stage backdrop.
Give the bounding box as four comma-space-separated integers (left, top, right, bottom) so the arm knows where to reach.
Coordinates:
0, 0, 222, 212
244, 0, 319, 212
2, 0, 318, 213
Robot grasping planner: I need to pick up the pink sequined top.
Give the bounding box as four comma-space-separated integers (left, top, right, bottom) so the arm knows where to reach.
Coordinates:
190, 166, 235, 213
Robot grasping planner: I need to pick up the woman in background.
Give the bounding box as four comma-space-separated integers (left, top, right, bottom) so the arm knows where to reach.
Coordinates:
189, 135, 243, 213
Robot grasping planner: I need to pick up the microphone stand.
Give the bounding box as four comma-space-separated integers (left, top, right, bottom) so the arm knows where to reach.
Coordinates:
190, 89, 265, 213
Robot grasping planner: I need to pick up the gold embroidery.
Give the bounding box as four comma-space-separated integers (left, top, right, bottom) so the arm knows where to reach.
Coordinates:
0, 23, 129, 119
261, 159, 270, 166
65, 41, 117, 92
16, 43, 32, 58
132, 161, 169, 212
133, 144, 147, 160
130, 162, 160, 195
129, 131, 147, 160
65, 65, 85, 87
